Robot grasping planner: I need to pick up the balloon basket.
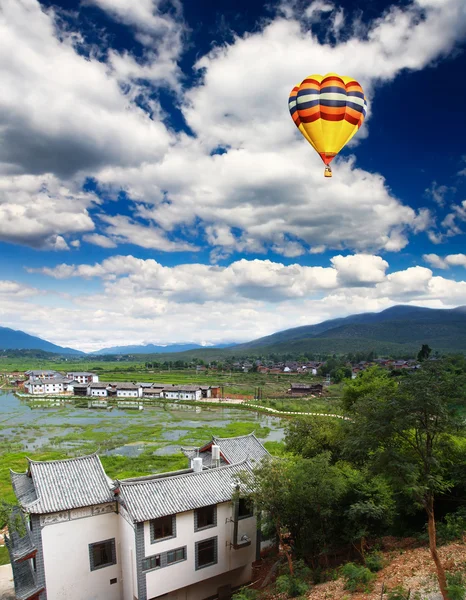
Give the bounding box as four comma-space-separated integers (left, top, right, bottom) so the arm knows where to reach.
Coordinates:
324, 166, 332, 178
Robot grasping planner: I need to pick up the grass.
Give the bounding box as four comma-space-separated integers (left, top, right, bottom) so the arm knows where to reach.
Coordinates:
0, 545, 10, 565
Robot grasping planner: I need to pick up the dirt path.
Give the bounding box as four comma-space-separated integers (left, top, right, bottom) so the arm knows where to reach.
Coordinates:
0, 564, 15, 599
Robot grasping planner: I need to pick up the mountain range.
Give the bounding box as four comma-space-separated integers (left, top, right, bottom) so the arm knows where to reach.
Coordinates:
91, 343, 234, 355
1, 305, 466, 357
0, 326, 84, 355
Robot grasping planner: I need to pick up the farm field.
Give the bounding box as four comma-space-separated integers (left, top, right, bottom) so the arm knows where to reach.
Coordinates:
0, 359, 331, 398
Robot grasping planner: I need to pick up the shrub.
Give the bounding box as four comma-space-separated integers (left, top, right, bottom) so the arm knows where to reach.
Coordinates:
437, 508, 466, 544
385, 586, 411, 600
232, 588, 258, 600
365, 551, 384, 572
446, 571, 466, 600
275, 574, 309, 597
341, 562, 375, 592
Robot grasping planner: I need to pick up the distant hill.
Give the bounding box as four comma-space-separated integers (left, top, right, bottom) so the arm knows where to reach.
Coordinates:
232, 305, 466, 355
92, 342, 234, 355
0, 326, 83, 355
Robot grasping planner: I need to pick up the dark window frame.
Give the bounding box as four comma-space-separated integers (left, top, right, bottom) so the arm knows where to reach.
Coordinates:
89, 538, 117, 571
142, 554, 161, 572
166, 546, 186, 565
150, 514, 176, 544
194, 504, 217, 532
195, 536, 218, 570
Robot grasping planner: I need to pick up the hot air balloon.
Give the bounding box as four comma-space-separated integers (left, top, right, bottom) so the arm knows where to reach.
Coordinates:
289, 72, 367, 178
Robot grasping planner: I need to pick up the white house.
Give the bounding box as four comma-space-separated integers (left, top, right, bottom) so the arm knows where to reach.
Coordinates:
163, 386, 203, 401
24, 370, 59, 380
88, 383, 109, 397
66, 372, 99, 384
25, 377, 76, 395
116, 383, 142, 398
7, 434, 268, 600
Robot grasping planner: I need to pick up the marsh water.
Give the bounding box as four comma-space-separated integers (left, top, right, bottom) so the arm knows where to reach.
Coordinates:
0, 391, 285, 458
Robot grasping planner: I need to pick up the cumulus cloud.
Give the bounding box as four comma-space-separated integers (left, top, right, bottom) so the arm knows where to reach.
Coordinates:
94, 0, 464, 255
424, 253, 466, 269
1, 0, 466, 256
0, 0, 173, 178
0, 174, 95, 248
15, 253, 466, 350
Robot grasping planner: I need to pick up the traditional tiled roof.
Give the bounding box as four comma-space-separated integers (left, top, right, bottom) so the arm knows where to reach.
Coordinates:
116, 383, 140, 390
179, 449, 228, 468
4, 509, 36, 562
5, 540, 44, 600
11, 454, 114, 514
66, 372, 95, 376
164, 385, 200, 392
215, 433, 270, 464
116, 461, 253, 523
181, 433, 270, 467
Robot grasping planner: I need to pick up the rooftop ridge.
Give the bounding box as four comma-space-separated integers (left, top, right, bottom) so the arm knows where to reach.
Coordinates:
212, 432, 258, 441
26, 452, 99, 466
118, 459, 250, 487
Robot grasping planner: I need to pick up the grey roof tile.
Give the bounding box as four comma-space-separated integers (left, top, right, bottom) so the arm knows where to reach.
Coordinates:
213, 434, 270, 464
181, 433, 270, 466
11, 454, 114, 514
5, 539, 44, 600
116, 461, 252, 523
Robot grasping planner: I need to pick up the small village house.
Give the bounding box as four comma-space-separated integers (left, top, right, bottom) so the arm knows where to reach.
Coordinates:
287, 382, 324, 397
66, 372, 99, 384
6, 434, 268, 600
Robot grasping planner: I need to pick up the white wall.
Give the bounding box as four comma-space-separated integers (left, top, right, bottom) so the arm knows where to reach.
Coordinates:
118, 512, 137, 600
144, 502, 256, 600
91, 389, 108, 397
41, 511, 121, 600
117, 390, 139, 397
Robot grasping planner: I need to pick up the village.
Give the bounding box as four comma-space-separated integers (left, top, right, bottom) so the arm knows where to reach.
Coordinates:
4, 369, 327, 407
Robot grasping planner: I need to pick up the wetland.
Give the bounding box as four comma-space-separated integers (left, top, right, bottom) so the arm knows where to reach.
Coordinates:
0, 390, 285, 503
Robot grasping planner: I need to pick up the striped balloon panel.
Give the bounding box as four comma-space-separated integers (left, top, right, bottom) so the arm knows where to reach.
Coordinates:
289, 72, 367, 164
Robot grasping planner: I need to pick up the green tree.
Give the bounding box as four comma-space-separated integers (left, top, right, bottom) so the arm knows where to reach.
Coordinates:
342, 366, 397, 411
417, 344, 432, 362
345, 361, 466, 600
285, 417, 345, 462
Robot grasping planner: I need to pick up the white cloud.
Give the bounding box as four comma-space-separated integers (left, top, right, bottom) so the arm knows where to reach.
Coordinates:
1, 0, 466, 256
424, 253, 466, 269
97, 214, 199, 252
82, 233, 117, 249
331, 254, 389, 286
0, 174, 95, 248
0, 280, 38, 298
0, 0, 173, 178
94, 0, 465, 256
14, 253, 466, 351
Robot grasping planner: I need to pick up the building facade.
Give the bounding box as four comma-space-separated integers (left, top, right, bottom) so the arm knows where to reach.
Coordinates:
7, 434, 269, 600
66, 372, 99, 384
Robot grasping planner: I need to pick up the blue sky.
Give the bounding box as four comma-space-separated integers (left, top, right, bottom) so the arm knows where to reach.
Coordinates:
0, 0, 466, 352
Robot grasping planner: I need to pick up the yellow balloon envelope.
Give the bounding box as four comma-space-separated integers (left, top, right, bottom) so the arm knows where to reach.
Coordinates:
289, 72, 367, 177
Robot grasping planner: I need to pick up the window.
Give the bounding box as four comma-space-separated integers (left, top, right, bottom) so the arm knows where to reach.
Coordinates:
195, 537, 217, 570
166, 547, 186, 565
238, 498, 253, 519
142, 554, 161, 571
195, 505, 217, 531
89, 539, 116, 571
151, 515, 175, 542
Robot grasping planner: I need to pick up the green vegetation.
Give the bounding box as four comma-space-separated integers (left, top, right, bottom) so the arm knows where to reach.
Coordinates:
242, 357, 466, 600
341, 562, 375, 592
0, 545, 10, 566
